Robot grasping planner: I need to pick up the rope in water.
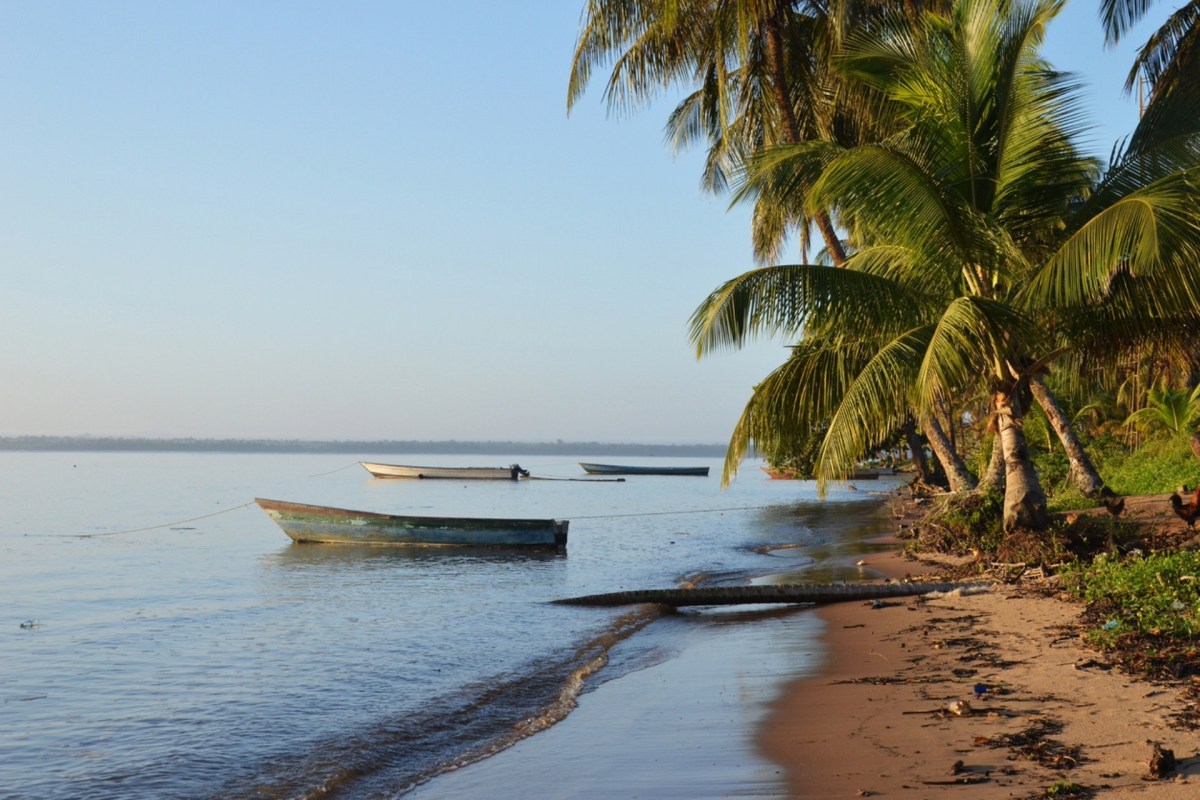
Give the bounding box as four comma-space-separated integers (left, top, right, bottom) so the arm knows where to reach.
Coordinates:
307, 461, 362, 478
570, 504, 781, 520
26, 502, 258, 539
25, 500, 793, 539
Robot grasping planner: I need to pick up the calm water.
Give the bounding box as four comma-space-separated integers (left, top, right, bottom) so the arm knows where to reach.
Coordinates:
0, 452, 900, 799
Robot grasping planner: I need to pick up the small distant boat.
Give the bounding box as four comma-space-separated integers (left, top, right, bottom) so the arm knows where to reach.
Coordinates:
762, 467, 880, 480
255, 498, 568, 548
360, 462, 530, 480
579, 463, 709, 477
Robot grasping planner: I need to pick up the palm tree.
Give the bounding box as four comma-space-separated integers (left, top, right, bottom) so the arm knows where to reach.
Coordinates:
568, 0, 878, 264
691, 0, 1200, 532
1123, 384, 1200, 435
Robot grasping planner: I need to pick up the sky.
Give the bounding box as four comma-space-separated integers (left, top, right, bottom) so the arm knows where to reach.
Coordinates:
0, 1, 1172, 444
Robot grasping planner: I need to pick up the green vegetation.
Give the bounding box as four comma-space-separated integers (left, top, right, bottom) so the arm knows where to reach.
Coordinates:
1030, 432, 1200, 502
1043, 780, 1087, 798
1123, 386, 1200, 436
918, 492, 1005, 555
1063, 552, 1200, 643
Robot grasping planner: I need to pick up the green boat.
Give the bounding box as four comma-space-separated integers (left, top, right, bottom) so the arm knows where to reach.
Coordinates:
255, 498, 568, 548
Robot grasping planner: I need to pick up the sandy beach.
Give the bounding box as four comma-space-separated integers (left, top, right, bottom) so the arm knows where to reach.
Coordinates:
762, 548, 1200, 798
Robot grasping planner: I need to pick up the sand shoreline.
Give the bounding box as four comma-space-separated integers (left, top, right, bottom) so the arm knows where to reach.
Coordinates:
760, 547, 1200, 798
405, 496, 1200, 798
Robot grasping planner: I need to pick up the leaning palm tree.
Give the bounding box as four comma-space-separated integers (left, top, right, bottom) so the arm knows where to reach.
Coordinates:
691, 0, 1200, 532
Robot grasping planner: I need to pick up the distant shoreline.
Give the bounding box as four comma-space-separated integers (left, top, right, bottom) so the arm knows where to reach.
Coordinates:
0, 436, 728, 457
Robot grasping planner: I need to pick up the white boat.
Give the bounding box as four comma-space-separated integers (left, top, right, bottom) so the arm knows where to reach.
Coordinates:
360, 462, 529, 480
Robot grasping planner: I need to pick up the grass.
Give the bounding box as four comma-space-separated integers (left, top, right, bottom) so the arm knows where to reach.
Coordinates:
1102, 435, 1200, 496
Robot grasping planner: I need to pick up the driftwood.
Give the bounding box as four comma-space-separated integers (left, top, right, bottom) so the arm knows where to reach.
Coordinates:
552, 581, 990, 608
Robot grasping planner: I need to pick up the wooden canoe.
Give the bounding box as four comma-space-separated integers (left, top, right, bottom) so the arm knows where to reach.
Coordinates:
254, 498, 568, 548
360, 462, 530, 480
579, 462, 709, 477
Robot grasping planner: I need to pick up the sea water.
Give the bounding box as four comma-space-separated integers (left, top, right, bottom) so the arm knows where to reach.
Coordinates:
0, 451, 902, 799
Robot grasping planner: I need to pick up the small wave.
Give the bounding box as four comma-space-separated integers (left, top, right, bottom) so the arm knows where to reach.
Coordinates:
208, 607, 663, 800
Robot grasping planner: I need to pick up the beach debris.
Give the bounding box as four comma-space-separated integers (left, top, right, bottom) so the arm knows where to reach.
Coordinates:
950, 759, 965, 775
947, 699, 973, 716
921, 775, 990, 786
856, 559, 868, 566
977, 718, 1081, 768
1073, 658, 1112, 671
1146, 742, 1177, 780
973, 683, 989, 696
19, 620, 39, 629
856, 790, 874, 797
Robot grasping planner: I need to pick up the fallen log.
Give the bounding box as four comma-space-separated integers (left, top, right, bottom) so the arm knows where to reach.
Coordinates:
553, 581, 990, 608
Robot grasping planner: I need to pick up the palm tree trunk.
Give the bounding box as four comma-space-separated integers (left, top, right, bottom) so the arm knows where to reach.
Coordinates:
763, 11, 848, 267
994, 389, 1048, 532
923, 416, 977, 492
903, 417, 941, 487
977, 434, 1006, 493
1028, 373, 1107, 497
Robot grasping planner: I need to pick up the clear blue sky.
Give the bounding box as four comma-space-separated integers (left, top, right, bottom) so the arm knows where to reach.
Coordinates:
0, 1, 1168, 444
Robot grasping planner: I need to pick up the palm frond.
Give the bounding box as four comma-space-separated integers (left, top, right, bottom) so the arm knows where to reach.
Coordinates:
1021, 171, 1200, 308
718, 335, 889, 485
915, 296, 1038, 409
688, 263, 930, 355
815, 328, 931, 490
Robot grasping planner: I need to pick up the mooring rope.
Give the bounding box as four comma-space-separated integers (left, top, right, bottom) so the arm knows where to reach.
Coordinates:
26, 502, 257, 539
307, 461, 361, 478
569, 504, 778, 520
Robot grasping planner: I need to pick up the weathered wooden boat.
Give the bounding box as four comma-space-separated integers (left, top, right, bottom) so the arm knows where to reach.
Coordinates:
254, 498, 568, 548
360, 462, 530, 480
579, 463, 709, 477
762, 467, 880, 480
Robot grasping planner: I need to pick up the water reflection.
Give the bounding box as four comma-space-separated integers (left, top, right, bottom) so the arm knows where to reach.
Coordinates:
262, 542, 568, 572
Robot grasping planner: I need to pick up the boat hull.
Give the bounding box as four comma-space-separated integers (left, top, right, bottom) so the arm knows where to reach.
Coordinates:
360, 462, 525, 480
578, 463, 709, 477
255, 498, 568, 548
